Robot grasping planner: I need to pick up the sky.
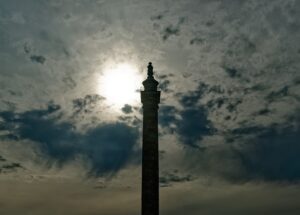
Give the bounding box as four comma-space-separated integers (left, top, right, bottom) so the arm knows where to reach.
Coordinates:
0, 0, 300, 214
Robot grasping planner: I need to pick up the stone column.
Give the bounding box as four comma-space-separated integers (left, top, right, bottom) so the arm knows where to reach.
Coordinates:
141, 62, 160, 215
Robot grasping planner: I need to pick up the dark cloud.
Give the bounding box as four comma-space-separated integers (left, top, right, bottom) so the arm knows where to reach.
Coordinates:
159, 79, 171, 92
231, 125, 265, 136
0, 105, 76, 161
62, 75, 77, 89
190, 37, 204, 45
202, 87, 242, 114
254, 108, 272, 116
82, 123, 139, 176
244, 84, 268, 94
207, 97, 227, 110
177, 108, 214, 147
1, 162, 22, 170
0, 155, 6, 162
266, 86, 289, 102
224, 115, 231, 120
235, 123, 300, 181
226, 99, 242, 113
160, 170, 193, 187
180, 122, 300, 183
30, 55, 46, 64
224, 34, 256, 59
177, 82, 208, 107
47, 101, 61, 113
172, 83, 300, 182
162, 82, 216, 146
159, 101, 215, 147
72, 94, 104, 116
118, 115, 141, 127
208, 85, 225, 94
121, 104, 133, 114
0, 161, 23, 174
23, 43, 31, 54
0, 104, 139, 176
118, 115, 132, 122
159, 105, 177, 128
208, 114, 300, 182
294, 78, 300, 85
223, 67, 241, 78
150, 14, 163, 20
159, 106, 215, 147
205, 20, 215, 27
161, 17, 185, 41
162, 25, 180, 41
157, 74, 173, 93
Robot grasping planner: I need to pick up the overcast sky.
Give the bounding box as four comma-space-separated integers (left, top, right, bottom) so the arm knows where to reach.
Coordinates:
0, 0, 300, 214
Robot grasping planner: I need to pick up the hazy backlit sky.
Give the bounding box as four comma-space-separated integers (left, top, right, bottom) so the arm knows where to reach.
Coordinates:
0, 0, 300, 214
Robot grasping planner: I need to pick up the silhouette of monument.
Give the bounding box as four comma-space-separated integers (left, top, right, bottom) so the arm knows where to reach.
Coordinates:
141, 62, 160, 215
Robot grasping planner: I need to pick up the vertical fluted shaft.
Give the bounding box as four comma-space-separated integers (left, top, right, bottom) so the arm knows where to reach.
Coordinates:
141, 92, 160, 215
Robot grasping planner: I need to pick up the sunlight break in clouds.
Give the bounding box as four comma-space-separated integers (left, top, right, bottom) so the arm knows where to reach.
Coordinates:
99, 63, 143, 109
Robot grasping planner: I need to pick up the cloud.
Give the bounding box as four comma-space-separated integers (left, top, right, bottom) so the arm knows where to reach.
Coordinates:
0, 162, 23, 174
266, 86, 289, 102
81, 123, 139, 175
177, 82, 208, 107
30, 55, 46, 64
163, 85, 300, 183
159, 79, 171, 92
160, 81, 217, 147
226, 99, 243, 113
0, 155, 25, 174
207, 97, 227, 110
72, 94, 105, 116
192, 113, 300, 183
160, 170, 193, 187
233, 122, 300, 181
0, 104, 139, 176
0, 155, 6, 162
62, 75, 77, 90
177, 108, 214, 147
160, 17, 186, 41
190, 37, 204, 45
223, 67, 241, 78
159, 106, 215, 147
253, 108, 272, 116
121, 104, 133, 114
159, 105, 177, 128
162, 25, 180, 41
1, 162, 22, 169
150, 14, 164, 21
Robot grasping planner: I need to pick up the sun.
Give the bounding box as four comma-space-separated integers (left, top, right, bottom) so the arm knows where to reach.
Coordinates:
99, 63, 143, 109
